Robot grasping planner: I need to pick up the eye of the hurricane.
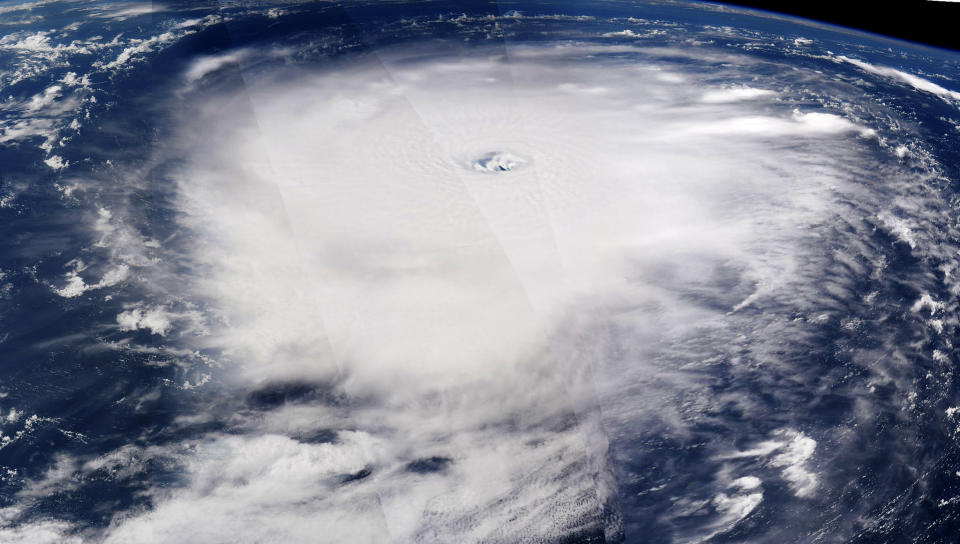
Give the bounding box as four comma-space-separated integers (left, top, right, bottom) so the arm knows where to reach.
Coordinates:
470, 151, 526, 173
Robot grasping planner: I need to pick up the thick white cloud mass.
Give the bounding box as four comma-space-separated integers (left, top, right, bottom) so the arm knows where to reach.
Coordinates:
699, 86, 777, 103
71, 42, 912, 542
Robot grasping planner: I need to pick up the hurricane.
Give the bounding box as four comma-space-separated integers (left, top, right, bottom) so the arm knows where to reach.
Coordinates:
0, 1, 959, 543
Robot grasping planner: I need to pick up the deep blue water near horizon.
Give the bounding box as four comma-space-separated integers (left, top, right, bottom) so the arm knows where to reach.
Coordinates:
0, 1, 959, 542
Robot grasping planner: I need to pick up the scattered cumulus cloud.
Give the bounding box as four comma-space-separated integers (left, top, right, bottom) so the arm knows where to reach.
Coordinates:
53, 262, 129, 298
715, 429, 819, 498
116, 306, 174, 336
43, 155, 67, 170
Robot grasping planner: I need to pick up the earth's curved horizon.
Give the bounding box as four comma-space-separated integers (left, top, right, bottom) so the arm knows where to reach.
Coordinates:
0, 1, 959, 543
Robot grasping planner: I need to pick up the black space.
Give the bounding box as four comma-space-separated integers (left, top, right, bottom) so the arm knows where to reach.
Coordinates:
715, 1, 960, 52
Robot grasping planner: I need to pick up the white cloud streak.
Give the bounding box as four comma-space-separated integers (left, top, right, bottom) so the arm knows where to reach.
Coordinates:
837, 55, 960, 104
700, 85, 777, 103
